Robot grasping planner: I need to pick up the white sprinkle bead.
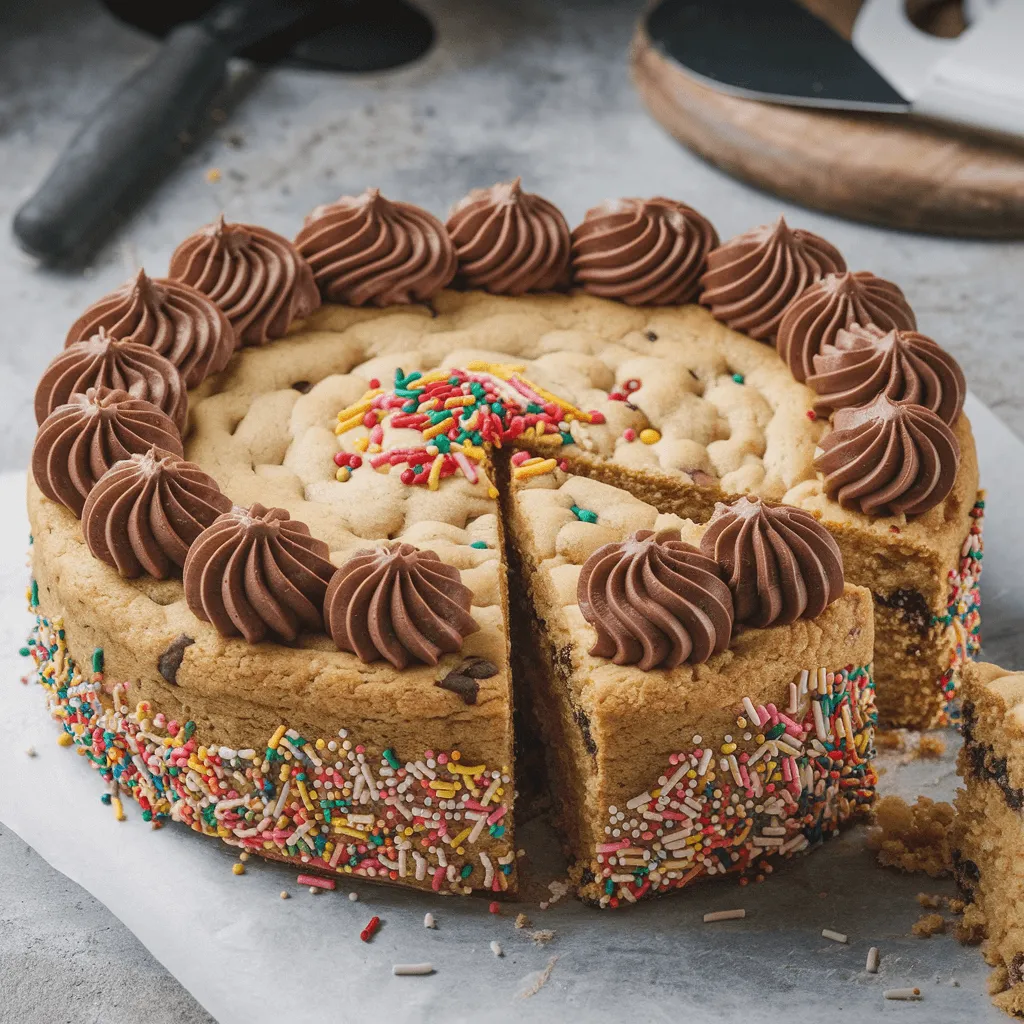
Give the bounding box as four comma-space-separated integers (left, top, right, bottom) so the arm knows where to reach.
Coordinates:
348, 892, 359, 902
490, 940, 503, 957
703, 909, 745, 923
822, 929, 848, 944
393, 963, 434, 976
424, 912, 436, 929
866, 946, 880, 973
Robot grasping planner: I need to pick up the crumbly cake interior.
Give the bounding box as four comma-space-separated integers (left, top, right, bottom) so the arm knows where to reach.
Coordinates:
954, 663, 1024, 1012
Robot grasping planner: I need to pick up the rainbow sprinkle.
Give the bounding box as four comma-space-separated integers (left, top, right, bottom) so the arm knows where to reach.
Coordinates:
588, 663, 876, 908
22, 611, 515, 894
332, 363, 605, 492
936, 492, 985, 724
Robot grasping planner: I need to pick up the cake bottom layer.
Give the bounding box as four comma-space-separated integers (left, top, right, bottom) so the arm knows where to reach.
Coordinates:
954, 775, 1024, 1016
22, 609, 517, 897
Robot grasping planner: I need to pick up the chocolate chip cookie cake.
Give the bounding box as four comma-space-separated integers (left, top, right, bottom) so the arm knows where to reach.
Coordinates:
23, 181, 981, 904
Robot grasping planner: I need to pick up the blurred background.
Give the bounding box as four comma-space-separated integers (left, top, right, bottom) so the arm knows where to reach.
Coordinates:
1, 2, 1023, 1020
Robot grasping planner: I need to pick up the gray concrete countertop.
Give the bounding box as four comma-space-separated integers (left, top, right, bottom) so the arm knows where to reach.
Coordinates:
2, 1, 1023, 1022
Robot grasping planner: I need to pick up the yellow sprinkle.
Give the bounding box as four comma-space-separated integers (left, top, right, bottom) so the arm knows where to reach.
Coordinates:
639, 428, 661, 445
721, 742, 737, 755
444, 395, 475, 409
335, 467, 351, 483
268, 726, 287, 750
353, 437, 369, 453
296, 780, 315, 812
333, 825, 366, 840
232, 862, 245, 876
427, 453, 445, 490
56, 732, 74, 747
112, 797, 126, 821
448, 828, 472, 848
205, 167, 221, 183
466, 360, 526, 376
447, 764, 486, 775
422, 420, 451, 441
513, 458, 558, 480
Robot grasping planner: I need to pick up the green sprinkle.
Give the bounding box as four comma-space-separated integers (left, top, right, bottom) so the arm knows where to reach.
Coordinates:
732, 373, 745, 384
470, 541, 488, 549
30, 580, 39, 608
18, 646, 29, 658
489, 824, 505, 838
383, 748, 400, 770
460, 864, 473, 879
91, 648, 104, 674
570, 505, 598, 524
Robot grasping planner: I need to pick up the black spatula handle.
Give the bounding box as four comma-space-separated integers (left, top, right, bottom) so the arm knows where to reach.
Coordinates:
13, 23, 229, 262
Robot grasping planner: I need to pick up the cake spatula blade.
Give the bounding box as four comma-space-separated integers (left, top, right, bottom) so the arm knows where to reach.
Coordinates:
645, 0, 910, 113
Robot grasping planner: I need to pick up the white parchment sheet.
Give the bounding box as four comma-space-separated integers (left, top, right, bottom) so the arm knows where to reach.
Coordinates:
1, 394, 1019, 1024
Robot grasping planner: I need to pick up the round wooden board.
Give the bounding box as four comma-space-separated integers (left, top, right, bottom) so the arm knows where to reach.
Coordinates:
629, 25, 1024, 237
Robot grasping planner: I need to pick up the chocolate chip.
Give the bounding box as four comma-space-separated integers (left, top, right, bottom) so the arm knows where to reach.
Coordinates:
291, 381, 312, 394
1008, 953, 1024, 987
158, 634, 194, 685
460, 657, 498, 679
645, 330, 658, 342
436, 672, 479, 704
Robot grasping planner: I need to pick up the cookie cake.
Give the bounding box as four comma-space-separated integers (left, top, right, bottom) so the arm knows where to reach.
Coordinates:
23, 181, 981, 906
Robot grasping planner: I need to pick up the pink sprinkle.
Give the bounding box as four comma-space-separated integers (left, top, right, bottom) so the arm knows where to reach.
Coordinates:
589, 411, 606, 424
487, 806, 507, 825
489, 901, 500, 914
437, 753, 449, 765
431, 867, 445, 891
370, 424, 384, 444
511, 450, 531, 466
298, 874, 335, 890
623, 428, 637, 442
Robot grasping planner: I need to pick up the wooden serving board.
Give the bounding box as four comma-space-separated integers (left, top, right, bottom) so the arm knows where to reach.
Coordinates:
629, 0, 1024, 237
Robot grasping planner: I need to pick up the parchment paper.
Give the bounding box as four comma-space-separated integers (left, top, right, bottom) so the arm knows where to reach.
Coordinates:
1, 393, 1018, 1024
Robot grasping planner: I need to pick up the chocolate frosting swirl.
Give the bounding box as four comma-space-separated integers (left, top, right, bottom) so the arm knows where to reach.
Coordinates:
82, 448, 231, 579
700, 497, 844, 628
446, 178, 571, 295
324, 542, 478, 669
577, 529, 733, 670
32, 387, 184, 517
699, 218, 846, 341
295, 188, 457, 306
183, 503, 335, 644
809, 324, 966, 425
169, 216, 321, 347
64, 270, 235, 389
570, 197, 718, 305
37, 327, 187, 429
813, 393, 960, 517
777, 271, 917, 382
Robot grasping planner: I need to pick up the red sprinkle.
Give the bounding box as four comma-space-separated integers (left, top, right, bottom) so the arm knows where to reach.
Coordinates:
369, 378, 380, 389
623, 428, 637, 442
349, 455, 363, 469
489, 901, 500, 914
589, 411, 606, 424
360, 915, 381, 942
333, 452, 349, 467
806, 410, 817, 420
298, 874, 335, 890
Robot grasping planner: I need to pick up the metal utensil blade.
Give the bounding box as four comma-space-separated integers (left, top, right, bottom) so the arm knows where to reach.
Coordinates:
645, 0, 911, 113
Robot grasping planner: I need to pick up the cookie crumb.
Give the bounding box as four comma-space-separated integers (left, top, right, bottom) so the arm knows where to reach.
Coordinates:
530, 929, 555, 945
917, 734, 946, 759
515, 913, 531, 930
867, 795, 953, 877
917, 892, 942, 908
912, 913, 946, 938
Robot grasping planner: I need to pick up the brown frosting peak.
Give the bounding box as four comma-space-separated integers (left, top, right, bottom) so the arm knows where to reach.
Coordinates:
324, 542, 478, 669
814, 393, 960, 517
82, 448, 231, 579
577, 529, 733, 670
183, 503, 335, 644
169, 216, 321, 346
295, 188, 457, 306
32, 387, 184, 517
699, 497, 844, 628
777, 271, 917, 382
699, 217, 846, 341
570, 197, 718, 305
446, 178, 571, 295
37, 327, 187, 429
64, 269, 235, 389
809, 324, 966, 425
